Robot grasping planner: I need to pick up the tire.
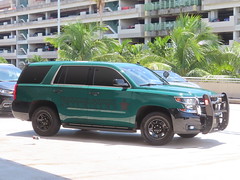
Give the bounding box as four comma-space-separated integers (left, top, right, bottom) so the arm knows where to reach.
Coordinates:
177, 133, 198, 138
31, 106, 61, 136
141, 112, 174, 146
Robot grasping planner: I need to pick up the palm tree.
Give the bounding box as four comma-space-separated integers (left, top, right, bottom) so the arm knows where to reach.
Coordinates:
93, 0, 105, 38
0, 57, 7, 63
27, 55, 47, 63
204, 42, 240, 77
145, 36, 174, 70
92, 52, 127, 62
93, 0, 105, 25
45, 22, 108, 61
148, 36, 172, 58
170, 14, 220, 76
135, 53, 172, 70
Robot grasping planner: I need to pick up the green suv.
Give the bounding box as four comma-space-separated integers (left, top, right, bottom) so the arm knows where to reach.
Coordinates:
12, 61, 229, 145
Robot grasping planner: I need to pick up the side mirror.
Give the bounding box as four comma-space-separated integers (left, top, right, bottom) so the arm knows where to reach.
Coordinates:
113, 79, 129, 87
163, 71, 170, 78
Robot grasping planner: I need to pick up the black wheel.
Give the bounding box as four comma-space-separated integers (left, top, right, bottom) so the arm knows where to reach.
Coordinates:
31, 106, 61, 136
141, 112, 174, 145
177, 133, 198, 138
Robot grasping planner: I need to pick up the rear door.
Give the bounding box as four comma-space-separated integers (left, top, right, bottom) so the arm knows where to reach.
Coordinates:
52, 65, 91, 123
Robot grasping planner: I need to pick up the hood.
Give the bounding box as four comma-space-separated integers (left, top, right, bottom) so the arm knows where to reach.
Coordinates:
0, 81, 16, 90
139, 85, 215, 97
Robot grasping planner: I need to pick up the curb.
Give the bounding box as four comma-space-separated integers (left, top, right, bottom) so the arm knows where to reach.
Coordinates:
229, 98, 240, 104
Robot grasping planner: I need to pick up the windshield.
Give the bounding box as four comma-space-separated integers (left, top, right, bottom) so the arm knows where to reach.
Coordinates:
120, 65, 164, 86
155, 71, 186, 82
0, 65, 21, 82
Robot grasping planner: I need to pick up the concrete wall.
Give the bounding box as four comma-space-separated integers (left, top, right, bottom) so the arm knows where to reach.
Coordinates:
202, 0, 240, 10
193, 82, 240, 99
203, 0, 238, 4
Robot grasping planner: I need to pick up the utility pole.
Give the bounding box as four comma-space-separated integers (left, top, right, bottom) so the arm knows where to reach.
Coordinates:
57, 0, 61, 59
57, 0, 60, 35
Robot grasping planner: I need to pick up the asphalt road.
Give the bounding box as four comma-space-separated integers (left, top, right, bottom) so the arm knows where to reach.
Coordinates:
1, 104, 240, 180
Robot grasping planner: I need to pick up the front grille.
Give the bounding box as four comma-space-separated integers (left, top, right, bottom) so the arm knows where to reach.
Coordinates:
198, 93, 229, 133
198, 94, 228, 115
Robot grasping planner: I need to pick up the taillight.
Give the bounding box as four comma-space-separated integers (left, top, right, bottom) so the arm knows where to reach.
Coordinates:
13, 84, 18, 100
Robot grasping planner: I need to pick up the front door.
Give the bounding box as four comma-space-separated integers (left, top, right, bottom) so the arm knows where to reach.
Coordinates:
87, 66, 133, 128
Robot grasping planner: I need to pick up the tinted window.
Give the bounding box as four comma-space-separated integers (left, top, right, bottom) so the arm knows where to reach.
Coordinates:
93, 67, 124, 86
18, 66, 51, 84
54, 66, 89, 85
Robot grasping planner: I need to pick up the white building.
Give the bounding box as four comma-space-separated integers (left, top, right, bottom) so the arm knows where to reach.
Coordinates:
0, 0, 239, 66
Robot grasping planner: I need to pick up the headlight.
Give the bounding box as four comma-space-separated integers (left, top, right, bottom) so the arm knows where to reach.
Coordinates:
0, 88, 13, 95
175, 97, 201, 114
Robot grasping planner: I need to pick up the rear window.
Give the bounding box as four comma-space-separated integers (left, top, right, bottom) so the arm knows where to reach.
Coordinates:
18, 66, 52, 84
53, 66, 90, 85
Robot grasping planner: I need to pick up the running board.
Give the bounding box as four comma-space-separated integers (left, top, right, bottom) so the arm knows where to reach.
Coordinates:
62, 123, 137, 133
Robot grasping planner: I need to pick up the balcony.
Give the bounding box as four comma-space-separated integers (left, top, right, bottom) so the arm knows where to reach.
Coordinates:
144, 22, 175, 37
0, 3, 144, 31
0, 0, 11, 10
202, 16, 235, 33
202, 0, 235, 7
28, 48, 58, 59
145, 22, 175, 31
60, 4, 144, 23
145, 0, 201, 16
145, 0, 201, 11
0, 50, 17, 59
118, 24, 145, 38
0, 36, 16, 46
28, 33, 46, 43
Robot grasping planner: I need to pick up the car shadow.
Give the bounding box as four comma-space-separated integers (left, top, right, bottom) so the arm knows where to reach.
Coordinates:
7, 128, 224, 149
0, 113, 14, 118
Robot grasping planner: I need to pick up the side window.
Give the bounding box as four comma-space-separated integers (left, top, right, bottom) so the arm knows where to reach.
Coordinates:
54, 66, 89, 85
18, 66, 52, 84
93, 67, 125, 86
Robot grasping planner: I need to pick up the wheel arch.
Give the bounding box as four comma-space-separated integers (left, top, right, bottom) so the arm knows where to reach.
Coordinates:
29, 100, 59, 120
135, 106, 172, 129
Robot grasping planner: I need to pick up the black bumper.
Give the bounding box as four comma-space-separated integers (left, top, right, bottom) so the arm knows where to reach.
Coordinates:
201, 93, 229, 134
171, 93, 229, 134
12, 100, 30, 120
0, 95, 13, 113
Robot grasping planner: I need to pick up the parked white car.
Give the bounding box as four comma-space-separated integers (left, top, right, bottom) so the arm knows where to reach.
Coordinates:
154, 70, 200, 88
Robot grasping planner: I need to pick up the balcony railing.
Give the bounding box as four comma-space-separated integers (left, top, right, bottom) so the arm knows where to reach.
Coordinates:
145, 22, 176, 31
0, 36, 16, 45
145, 0, 201, 11
28, 48, 58, 59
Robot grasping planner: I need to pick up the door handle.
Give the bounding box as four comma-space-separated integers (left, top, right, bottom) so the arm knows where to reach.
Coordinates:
89, 92, 100, 96
53, 89, 63, 93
